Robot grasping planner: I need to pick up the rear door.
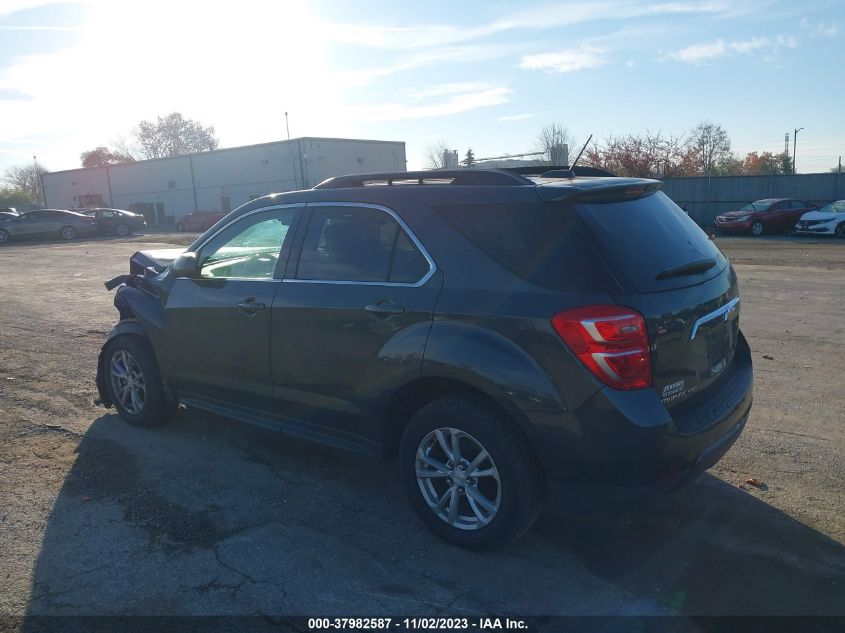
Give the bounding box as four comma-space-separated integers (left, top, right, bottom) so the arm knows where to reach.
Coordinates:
270, 202, 441, 446
573, 191, 739, 407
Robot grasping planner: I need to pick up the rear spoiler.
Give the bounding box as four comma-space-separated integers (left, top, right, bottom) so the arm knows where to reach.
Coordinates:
537, 181, 662, 203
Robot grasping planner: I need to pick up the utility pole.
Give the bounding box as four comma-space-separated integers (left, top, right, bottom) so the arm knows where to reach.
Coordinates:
793, 127, 804, 174
33, 154, 45, 207
285, 112, 290, 141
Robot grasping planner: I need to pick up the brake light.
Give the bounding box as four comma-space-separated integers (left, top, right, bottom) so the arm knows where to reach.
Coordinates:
551, 305, 652, 390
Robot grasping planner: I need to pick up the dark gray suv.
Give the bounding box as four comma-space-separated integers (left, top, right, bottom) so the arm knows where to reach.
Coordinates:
96, 169, 753, 549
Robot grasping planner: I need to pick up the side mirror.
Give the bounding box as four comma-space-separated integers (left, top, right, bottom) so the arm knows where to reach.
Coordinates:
170, 251, 200, 278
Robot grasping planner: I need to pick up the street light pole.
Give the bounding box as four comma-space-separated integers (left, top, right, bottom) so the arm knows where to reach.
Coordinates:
793, 127, 803, 174
285, 112, 290, 141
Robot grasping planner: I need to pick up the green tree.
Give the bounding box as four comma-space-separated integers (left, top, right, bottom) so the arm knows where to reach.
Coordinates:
134, 112, 219, 160
0, 186, 38, 208
462, 148, 476, 167
80, 146, 136, 168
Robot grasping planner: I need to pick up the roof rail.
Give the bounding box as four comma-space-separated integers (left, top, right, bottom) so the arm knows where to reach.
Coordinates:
503, 165, 616, 178
313, 169, 533, 189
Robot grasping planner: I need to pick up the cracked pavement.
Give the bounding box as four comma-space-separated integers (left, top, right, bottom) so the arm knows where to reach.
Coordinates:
0, 234, 843, 622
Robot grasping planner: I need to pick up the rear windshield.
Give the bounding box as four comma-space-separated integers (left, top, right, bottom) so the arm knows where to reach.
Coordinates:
435, 202, 618, 292
574, 191, 726, 293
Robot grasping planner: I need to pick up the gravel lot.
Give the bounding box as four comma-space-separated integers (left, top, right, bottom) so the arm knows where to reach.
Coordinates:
0, 234, 843, 623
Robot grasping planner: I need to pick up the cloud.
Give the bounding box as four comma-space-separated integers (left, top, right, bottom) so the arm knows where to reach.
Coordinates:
663, 34, 797, 64
800, 18, 839, 38
498, 113, 537, 122
357, 85, 510, 122
0, 88, 31, 100
519, 47, 606, 73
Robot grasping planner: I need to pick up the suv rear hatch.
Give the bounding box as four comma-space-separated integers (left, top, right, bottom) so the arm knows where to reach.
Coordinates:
540, 183, 740, 410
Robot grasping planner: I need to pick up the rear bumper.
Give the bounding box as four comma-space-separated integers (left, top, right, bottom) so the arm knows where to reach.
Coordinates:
528, 331, 753, 508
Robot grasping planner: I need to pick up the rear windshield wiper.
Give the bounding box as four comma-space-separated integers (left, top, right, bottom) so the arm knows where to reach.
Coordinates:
655, 258, 717, 280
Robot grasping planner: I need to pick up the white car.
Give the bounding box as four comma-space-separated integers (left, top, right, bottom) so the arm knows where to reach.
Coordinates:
795, 200, 845, 238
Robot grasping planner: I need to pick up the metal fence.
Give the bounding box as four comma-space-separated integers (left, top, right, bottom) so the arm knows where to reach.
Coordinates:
660, 171, 844, 227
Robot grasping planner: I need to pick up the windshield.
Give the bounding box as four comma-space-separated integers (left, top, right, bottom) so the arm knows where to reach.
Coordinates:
740, 201, 772, 212
817, 201, 845, 214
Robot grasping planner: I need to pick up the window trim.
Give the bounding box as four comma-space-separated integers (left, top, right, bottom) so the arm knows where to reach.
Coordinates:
285, 202, 436, 288
191, 203, 305, 282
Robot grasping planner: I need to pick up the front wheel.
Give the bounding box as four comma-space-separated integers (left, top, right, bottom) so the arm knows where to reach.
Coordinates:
115, 224, 131, 236
836, 223, 845, 239
177, 223, 185, 232
750, 221, 764, 237
0, 229, 9, 244
103, 335, 175, 427
60, 225, 78, 240
399, 396, 544, 550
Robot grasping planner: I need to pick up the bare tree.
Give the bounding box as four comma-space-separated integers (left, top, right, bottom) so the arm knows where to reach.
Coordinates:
423, 140, 451, 170
134, 112, 219, 160
535, 123, 575, 165
687, 121, 732, 174
2, 162, 47, 204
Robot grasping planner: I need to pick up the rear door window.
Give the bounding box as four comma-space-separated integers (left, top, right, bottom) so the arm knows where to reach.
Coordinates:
435, 202, 617, 292
296, 205, 429, 284
574, 191, 726, 293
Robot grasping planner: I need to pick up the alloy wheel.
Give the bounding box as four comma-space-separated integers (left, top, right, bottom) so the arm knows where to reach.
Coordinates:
0, 230, 8, 244
415, 427, 501, 530
109, 349, 147, 415
116, 224, 130, 236
61, 226, 77, 240
751, 222, 763, 236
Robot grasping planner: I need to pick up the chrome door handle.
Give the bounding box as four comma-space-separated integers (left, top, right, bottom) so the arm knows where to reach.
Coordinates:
364, 303, 405, 316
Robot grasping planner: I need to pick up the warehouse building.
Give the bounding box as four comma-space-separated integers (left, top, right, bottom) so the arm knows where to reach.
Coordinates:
41, 137, 406, 225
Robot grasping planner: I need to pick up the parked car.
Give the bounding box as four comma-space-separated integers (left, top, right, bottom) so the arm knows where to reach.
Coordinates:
0, 208, 97, 244
176, 211, 227, 232
714, 198, 817, 236
794, 200, 845, 238
0, 208, 20, 222
96, 169, 752, 549
82, 208, 147, 236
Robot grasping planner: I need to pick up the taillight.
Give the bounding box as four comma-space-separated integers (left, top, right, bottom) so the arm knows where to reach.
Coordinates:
551, 305, 652, 390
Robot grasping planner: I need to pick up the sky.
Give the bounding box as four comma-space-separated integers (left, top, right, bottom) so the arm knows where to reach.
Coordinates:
0, 0, 842, 175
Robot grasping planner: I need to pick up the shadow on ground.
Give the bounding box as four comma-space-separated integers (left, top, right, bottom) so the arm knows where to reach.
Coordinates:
23, 410, 845, 618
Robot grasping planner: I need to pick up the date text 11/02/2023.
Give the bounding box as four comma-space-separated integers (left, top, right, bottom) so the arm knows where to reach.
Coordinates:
307, 617, 529, 630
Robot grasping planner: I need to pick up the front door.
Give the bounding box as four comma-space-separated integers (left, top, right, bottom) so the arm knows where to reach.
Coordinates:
164, 204, 303, 406
270, 203, 441, 448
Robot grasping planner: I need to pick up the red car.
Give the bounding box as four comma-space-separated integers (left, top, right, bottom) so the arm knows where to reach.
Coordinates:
176, 211, 227, 233
714, 198, 817, 236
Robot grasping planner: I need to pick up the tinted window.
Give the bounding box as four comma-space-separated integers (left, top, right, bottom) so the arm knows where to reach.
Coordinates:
789, 200, 809, 209
198, 208, 296, 279
436, 202, 616, 292
575, 191, 726, 293
297, 206, 427, 283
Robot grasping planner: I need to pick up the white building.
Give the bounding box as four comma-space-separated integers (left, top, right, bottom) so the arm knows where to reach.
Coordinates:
41, 137, 406, 225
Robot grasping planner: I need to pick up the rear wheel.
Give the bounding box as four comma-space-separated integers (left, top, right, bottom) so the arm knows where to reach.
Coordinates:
750, 221, 764, 237
399, 395, 544, 549
60, 225, 78, 240
103, 335, 175, 427
0, 229, 9, 244
836, 223, 845, 239
115, 223, 131, 236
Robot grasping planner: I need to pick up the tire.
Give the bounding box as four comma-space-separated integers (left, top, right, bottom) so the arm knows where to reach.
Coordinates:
115, 224, 131, 236
177, 223, 185, 232
0, 229, 9, 245
102, 334, 176, 427
836, 223, 845, 239
399, 395, 544, 550
60, 225, 78, 240
750, 221, 764, 237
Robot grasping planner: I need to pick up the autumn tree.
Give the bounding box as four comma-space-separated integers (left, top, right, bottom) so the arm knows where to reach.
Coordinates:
134, 112, 219, 160
2, 162, 47, 204
536, 123, 575, 165
80, 146, 136, 168
584, 131, 695, 178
